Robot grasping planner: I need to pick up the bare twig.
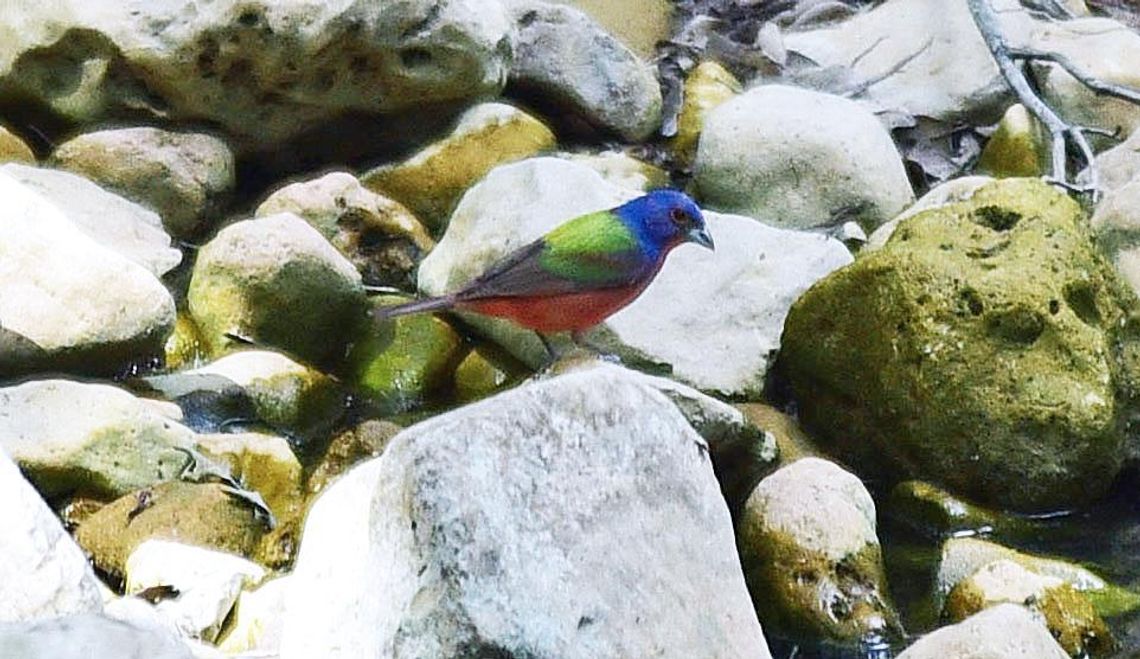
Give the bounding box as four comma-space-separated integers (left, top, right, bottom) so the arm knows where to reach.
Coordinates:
968, 0, 1103, 198
1007, 48, 1140, 105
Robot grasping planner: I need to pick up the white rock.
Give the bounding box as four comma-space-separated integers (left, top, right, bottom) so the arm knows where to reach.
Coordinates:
103, 597, 225, 659
0, 613, 199, 659
51, 127, 235, 240
936, 537, 1107, 604
0, 164, 181, 276
694, 85, 913, 231
0, 0, 512, 157
0, 380, 195, 499
419, 157, 851, 396
0, 170, 176, 373
281, 365, 771, 659
215, 576, 291, 656
506, 1, 661, 141
0, 449, 103, 623
896, 603, 1068, 659
744, 457, 878, 560
125, 540, 266, 642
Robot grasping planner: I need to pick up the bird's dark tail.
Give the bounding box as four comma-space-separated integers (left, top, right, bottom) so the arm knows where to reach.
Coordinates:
372, 294, 457, 320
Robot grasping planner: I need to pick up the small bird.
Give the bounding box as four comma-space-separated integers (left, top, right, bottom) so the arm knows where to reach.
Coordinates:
375, 189, 714, 357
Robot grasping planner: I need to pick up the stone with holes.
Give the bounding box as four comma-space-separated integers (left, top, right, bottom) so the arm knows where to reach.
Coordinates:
781, 178, 1140, 511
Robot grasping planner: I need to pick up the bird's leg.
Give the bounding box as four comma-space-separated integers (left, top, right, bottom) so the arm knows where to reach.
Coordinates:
537, 332, 559, 363
571, 330, 621, 364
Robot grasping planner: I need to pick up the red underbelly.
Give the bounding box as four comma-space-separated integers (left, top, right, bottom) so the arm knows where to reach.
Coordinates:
458, 286, 646, 333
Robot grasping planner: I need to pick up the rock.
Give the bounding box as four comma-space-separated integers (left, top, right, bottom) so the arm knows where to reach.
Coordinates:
0, 125, 35, 164
189, 350, 347, 440
306, 420, 401, 497
976, 104, 1049, 178
215, 576, 290, 656
0, 449, 103, 622
256, 171, 433, 289
1, 164, 181, 277
280, 365, 771, 658
163, 312, 207, 372
780, 178, 1135, 510
670, 61, 741, 166
452, 343, 528, 404
75, 481, 271, 580
419, 157, 852, 395
348, 296, 466, 415
361, 103, 556, 231
937, 537, 1140, 619
1092, 126, 1140, 193
193, 432, 303, 530
736, 403, 820, 466
50, 127, 234, 239
506, 1, 662, 141
0, 171, 176, 375
885, 481, 1040, 541
186, 213, 367, 367
558, 149, 670, 192
694, 85, 912, 231
0, 380, 195, 500
943, 560, 1113, 657
865, 176, 995, 251
101, 597, 225, 659
0, 0, 513, 161
896, 603, 1068, 659
1035, 16, 1140, 144
0, 613, 198, 659
783, 0, 1127, 125
125, 540, 266, 642
549, 0, 672, 59
738, 458, 900, 644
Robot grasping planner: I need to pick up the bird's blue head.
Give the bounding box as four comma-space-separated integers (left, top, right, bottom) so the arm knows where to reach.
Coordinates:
615, 189, 714, 255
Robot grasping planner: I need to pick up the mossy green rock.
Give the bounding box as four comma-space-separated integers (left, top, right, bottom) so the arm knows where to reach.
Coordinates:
187, 213, 368, 367
781, 178, 1136, 511
361, 103, 555, 232
348, 296, 465, 414
976, 104, 1050, 178
453, 343, 528, 404
886, 481, 1041, 541
74, 480, 271, 579
738, 458, 901, 645
163, 311, 207, 371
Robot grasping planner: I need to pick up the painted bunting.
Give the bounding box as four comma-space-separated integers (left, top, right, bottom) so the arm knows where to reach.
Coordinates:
374, 189, 714, 355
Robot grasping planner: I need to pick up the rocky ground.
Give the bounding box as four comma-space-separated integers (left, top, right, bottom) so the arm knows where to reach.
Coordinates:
5, 0, 1140, 657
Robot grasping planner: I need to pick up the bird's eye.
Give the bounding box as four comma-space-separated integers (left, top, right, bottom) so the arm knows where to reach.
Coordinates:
669, 207, 689, 226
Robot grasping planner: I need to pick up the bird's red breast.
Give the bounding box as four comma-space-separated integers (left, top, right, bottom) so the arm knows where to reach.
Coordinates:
457, 283, 649, 333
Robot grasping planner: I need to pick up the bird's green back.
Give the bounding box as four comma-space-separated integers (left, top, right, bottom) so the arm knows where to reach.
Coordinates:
538, 210, 643, 284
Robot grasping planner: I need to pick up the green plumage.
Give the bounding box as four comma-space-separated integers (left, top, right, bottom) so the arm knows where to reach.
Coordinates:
538, 211, 641, 284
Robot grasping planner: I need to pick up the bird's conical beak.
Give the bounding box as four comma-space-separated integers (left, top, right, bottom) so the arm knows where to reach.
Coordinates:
689, 226, 715, 250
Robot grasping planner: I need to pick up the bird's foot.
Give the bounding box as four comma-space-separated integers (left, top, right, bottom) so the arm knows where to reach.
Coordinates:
571, 331, 622, 364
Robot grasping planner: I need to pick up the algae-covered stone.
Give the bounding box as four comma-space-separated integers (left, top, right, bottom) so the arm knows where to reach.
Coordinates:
193, 432, 303, 530
671, 61, 741, 166
306, 420, 401, 496
362, 103, 555, 232
550, 0, 672, 59
937, 537, 1140, 619
187, 213, 368, 367
886, 481, 1039, 541
866, 176, 995, 252
976, 104, 1049, 178
75, 481, 271, 580
50, 127, 235, 239
943, 559, 1113, 657
452, 343, 528, 404
256, 172, 434, 289
0, 380, 195, 500
736, 403, 819, 466
190, 351, 347, 439
0, 124, 35, 164
781, 178, 1136, 510
348, 296, 465, 415
164, 312, 207, 372
738, 458, 901, 644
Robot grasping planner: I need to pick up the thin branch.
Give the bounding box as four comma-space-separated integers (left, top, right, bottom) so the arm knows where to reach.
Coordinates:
968, 0, 1101, 198
1007, 48, 1140, 105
